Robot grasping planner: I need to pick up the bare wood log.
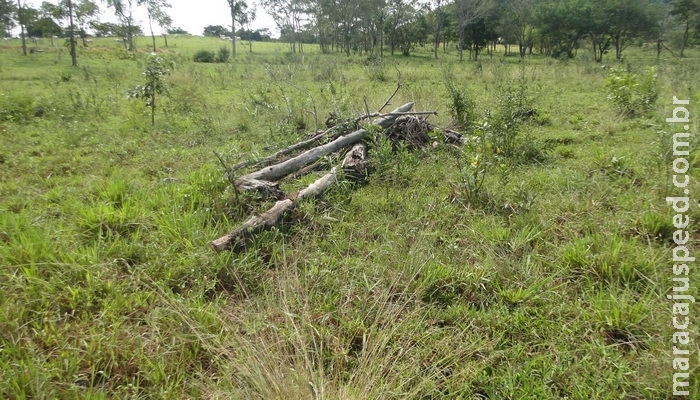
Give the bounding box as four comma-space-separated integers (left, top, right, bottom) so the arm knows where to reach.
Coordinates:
230, 129, 333, 172
236, 178, 286, 200
341, 143, 369, 182
210, 199, 294, 252
237, 103, 414, 184
210, 169, 338, 252
281, 161, 325, 181
237, 128, 367, 183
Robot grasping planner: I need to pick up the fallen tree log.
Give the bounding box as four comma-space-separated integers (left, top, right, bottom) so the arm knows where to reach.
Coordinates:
211, 101, 447, 253
235, 178, 286, 200
229, 129, 333, 172
341, 143, 369, 182
236, 102, 414, 184
210, 169, 338, 252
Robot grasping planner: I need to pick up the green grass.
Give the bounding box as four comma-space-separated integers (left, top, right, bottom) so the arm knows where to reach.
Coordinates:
1, 36, 700, 398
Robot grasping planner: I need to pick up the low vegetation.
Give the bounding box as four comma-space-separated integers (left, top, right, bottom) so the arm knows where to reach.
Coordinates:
0, 35, 699, 399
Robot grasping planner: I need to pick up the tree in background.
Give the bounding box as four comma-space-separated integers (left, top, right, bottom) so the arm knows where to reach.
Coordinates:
431, 0, 447, 59
226, 0, 253, 56
167, 26, 186, 34
17, 0, 27, 55
454, 0, 493, 61
103, 0, 137, 50
0, 0, 15, 37
39, 0, 78, 65
27, 15, 62, 44
75, 0, 99, 46
138, 0, 171, 53
156, 11, 171, 46
203, 24, 230, 37
606, 0, 656, 60
261, 0, 308, 53
670, 0, 700, 57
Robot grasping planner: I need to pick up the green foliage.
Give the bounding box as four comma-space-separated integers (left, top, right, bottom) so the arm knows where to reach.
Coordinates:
605, 67, 658, 118
127, 54, 171, 125
443, 73, 478, 130
217, 46, 230, 63
193, 49, 217, 63
0, 92, 36, 122
364, 55, 387, 82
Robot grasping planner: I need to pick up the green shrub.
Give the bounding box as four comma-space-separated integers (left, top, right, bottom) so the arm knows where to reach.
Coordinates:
605, 67, 658, 118
217, 46, 230, 63
443, 72, 478, 130
193, 49, 216, 63
0, 92, 36, 122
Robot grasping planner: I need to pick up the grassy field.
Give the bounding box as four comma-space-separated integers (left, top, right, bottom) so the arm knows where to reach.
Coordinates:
1, 35, 699, 399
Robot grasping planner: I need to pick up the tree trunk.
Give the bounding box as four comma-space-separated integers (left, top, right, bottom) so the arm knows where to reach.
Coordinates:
680, 22, 689, 58
17, 0, 26, 56
237, 103, 414, 183
67, 0, 77, 66
148, 11, 156, 53
230, 7, 236, 57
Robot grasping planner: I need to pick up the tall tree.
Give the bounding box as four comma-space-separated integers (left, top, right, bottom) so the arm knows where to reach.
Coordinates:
226, 0, 254, 56
156, 10, 171, 46
17, 0, 27, 55
67, 0, 76, 65
104, 0, 137, 50
454, 0, 492, 61
499, 0, 537, 58
261, 0, 308, 53
0, 0, 15, 37
75, 0, 99, 47
431, 0, 447, 59
606, 0, 656, 60
138, 0, 170, 53
670, 0, 700, 57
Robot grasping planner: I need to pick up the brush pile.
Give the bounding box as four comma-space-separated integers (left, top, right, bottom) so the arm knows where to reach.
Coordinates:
210, 100, 460, 252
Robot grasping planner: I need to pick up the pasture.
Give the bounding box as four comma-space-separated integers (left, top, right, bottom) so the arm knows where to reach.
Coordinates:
1, 35, 699, 398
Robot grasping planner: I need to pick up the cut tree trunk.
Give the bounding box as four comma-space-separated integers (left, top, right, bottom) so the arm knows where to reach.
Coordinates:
210, 169, 338, 252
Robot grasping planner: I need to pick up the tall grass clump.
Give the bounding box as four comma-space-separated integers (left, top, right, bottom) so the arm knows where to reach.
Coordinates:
193, 50, 217, 63
442, 70, 478, 131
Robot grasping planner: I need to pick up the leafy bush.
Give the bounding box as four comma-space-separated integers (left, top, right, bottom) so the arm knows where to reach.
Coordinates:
217, 46, 230, 63
0, 92, 36, 122
443, 72, 478, 130
193, 49, 216, 63
605, 67, 658, 118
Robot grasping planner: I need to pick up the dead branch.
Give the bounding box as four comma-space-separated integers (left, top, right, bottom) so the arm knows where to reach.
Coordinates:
210, 169, 338, 252
341, 143, 369, 182
237, 102, 414, 183
236, 178, 286, 200
230, 129, 333, 172
378, 81, 403, 113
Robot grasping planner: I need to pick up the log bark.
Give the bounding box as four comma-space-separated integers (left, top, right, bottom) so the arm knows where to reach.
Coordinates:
236, 178, 286, 200
211, 169, 338, 252
341, 143, 369, 182
230, 129, 333, 172
236, 103, 414, 184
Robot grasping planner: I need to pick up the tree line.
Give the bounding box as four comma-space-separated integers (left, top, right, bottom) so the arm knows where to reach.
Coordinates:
259, 0, 699, 60
2, 0, 699, 65
0, 0, 177, 64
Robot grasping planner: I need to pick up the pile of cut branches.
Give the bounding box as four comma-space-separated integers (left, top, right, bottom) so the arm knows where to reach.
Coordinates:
210, 97, 461, 253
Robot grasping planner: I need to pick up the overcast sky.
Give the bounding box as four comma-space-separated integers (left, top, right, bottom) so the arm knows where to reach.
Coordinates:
29, 0, 279, 37
137, 0, 278, 36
